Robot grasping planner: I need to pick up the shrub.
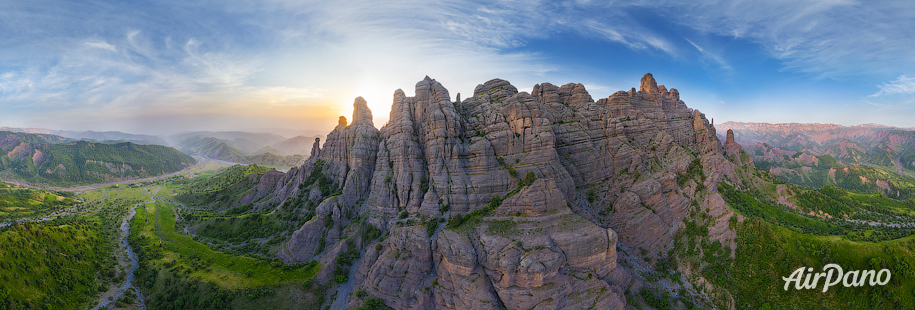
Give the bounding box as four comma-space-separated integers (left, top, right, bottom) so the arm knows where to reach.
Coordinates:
448, 214, 464, 228
426, 218, 438, 236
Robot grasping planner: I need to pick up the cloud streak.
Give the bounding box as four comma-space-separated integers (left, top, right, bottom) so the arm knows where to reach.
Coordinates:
871, 75, 915, 97
653, 0, 915, 77
1, 0, 914, 133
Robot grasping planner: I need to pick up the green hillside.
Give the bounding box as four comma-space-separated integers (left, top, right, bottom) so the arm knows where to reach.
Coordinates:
0, 131, 71, 145
174, 164, 271, 210
178, 137, 251, 163
0, 182, 79, 220
0, 138, 196, 187
178, 137, 308, 167
0, 218, 113, 309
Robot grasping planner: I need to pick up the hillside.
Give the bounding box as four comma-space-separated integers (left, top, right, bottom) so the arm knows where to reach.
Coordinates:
0, 131, 71, 145
0, 133, 196, 187
0, 127, 167, 145
719, 122, 915, 198
177, 136, 309, 166
718, 122, 915, 172
177, 136, 251, 163
0, 182, 79, 220
170, 131, 287, 153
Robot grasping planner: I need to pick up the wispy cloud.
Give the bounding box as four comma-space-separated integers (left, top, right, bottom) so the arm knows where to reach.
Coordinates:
84, 39, 117, 52
654, 0, 914, 78
685, 39, 730, 70
871, 75, 915, 97
1, 0, 913, 133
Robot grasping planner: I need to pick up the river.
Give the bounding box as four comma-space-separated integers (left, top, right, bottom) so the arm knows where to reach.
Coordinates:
90, 192, 151, 310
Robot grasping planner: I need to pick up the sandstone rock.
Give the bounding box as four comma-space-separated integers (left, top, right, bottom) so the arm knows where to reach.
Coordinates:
352, 96, 374, 126
640, 73, 659, 102
310, 137, 321, 158
267, 73, 749, 309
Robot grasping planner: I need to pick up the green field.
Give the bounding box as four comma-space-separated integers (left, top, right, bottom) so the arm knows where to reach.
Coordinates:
0, 182, 79, 219
131, 200, 324, 309
132, 202, 318, 288
0, 218, 114, 309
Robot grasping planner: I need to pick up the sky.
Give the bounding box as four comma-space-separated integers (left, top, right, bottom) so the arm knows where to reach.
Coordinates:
1, 0, 914, 136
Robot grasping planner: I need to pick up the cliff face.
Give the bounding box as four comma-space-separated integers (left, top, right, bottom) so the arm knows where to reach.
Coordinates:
262, 73, 747, 309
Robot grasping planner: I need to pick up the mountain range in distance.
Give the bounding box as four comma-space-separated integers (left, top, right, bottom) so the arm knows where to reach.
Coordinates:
717, 121, 915, 199
1, 126, 323, 166
0, 131, 197, 188
718, 121, 915, 173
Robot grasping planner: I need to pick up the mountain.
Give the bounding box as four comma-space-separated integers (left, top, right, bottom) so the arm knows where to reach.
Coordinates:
169, 131, 288, 154
718, 122, 915, 198
746, 142, 915, 199
0, 131, 71, 145
0, 127, 167, 145
177, 136, 309, 167
265, 135, 322, 156
0, 132, 196, 187
717, 121, 915, 171
220, 74, 754, 309
177, 136, 251, 163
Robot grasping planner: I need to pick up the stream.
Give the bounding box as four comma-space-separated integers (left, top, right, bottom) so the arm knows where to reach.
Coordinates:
90, 194, 150, 310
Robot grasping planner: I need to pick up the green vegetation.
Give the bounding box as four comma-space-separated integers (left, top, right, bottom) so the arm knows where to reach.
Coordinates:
689, 181, 915, 309
0, 218, 113, 309
716, 218, 915, 309
131, 202, 322, 309
185, 208, 310, 256
354, 297, 389, 310
755, 152, 915, 200
1, 139, 195, 187
296, 159, 341, 197
132, 202, 318, 288
175, 164, 271, 209
795, 185, 915, 223
448, 171, 538, 231
720, 183, 913, 242
677, 158, 706, 187
0, 182, 79, 219
333, 239, 360, 283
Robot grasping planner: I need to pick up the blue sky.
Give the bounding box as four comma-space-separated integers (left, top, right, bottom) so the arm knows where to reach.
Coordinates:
1, 0, 914, 135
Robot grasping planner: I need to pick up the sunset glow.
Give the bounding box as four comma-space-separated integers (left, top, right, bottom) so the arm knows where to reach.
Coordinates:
1, 1, 914, 135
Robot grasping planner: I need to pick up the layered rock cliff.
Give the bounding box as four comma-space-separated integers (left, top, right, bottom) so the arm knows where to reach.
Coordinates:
258, 73, 751, 309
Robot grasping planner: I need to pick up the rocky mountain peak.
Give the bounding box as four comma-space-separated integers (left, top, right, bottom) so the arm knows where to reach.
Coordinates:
336, 116, 347, 129
267, 73, 744, 310
725, 129, 736, 145
640, 72, 659, 100
533, 82, 592, 105
309, 137, 320, 157
352, 96, 373, 126
473, 78, 518, 101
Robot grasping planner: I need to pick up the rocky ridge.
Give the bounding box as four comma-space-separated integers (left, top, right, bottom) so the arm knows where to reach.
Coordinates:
255, 74, 754, 309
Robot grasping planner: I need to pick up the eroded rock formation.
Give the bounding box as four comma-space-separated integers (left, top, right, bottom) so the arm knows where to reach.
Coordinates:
259, 73, 750, 309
